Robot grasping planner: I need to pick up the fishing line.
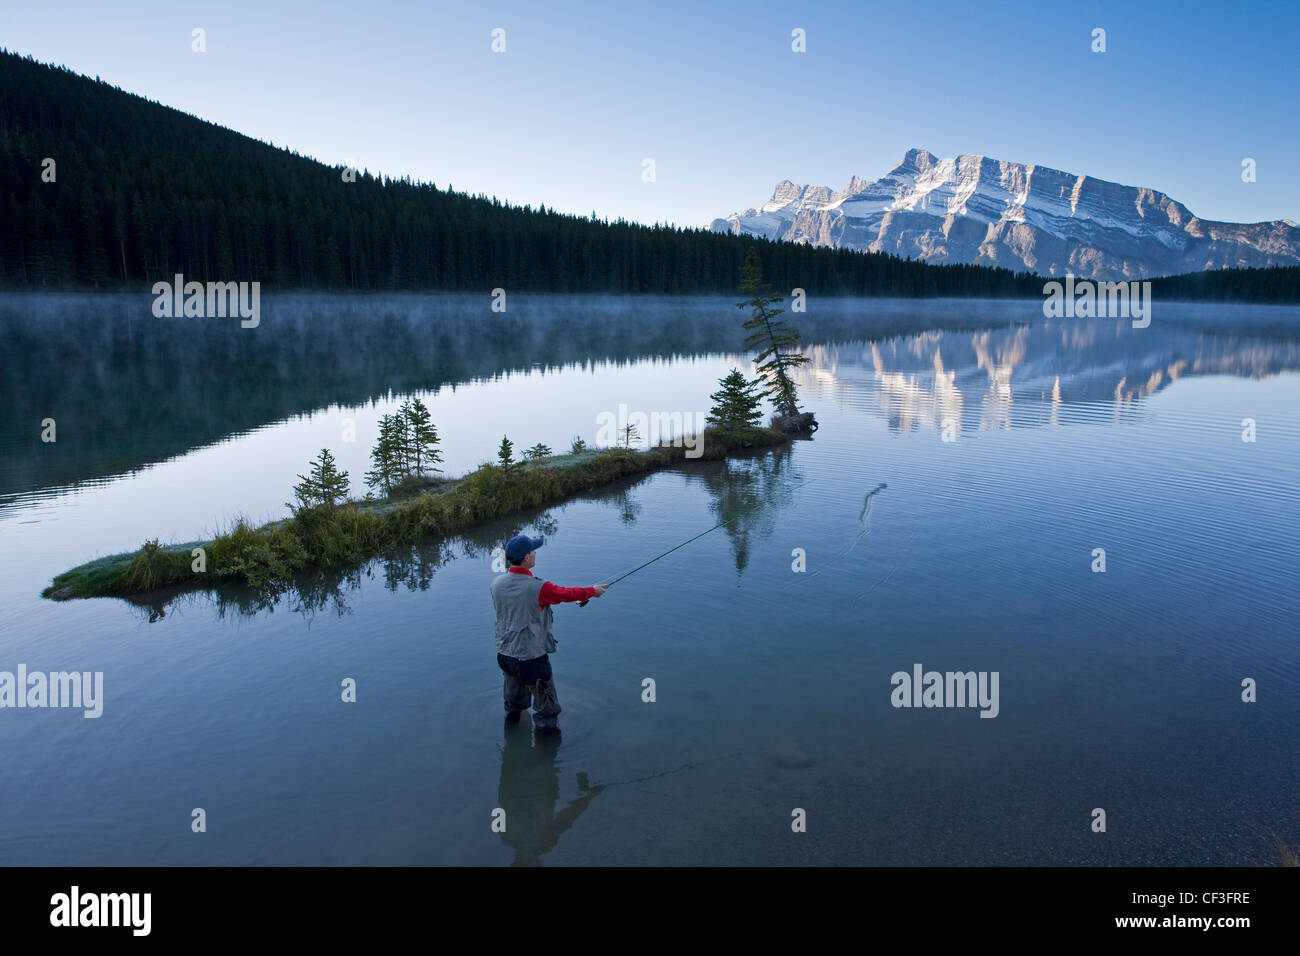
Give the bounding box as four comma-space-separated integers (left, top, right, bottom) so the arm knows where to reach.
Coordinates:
781, 481, 887, 591
851, 524, 917, 610
579, 477, 811, 603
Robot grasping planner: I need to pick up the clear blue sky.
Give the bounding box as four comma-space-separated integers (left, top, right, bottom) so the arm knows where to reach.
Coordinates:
5, 0, 1297, 227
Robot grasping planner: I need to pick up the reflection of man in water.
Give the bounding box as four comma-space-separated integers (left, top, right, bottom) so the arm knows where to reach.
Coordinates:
498, 724, 606, 866
489, 535, 607, 734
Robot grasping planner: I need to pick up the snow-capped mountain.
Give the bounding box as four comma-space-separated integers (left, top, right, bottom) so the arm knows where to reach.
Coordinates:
710, 149, 1300, 280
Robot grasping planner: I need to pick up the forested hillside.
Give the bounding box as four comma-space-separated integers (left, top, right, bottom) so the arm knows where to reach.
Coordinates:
0, 50, 1047, 297
1, 50, 1296, 301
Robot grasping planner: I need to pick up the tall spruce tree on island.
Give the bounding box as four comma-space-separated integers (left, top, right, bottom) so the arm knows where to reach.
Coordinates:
402, 397, 443, 477
737, 248, 810, 422
364, 414, 405, 494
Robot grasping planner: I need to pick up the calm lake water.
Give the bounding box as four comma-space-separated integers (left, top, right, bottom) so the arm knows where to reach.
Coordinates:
1, 293, 1298, 866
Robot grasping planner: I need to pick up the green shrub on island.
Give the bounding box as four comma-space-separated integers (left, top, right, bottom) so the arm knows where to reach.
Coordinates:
523, 443, 552, 462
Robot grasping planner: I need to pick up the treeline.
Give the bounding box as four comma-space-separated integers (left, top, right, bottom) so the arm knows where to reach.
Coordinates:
1149, 267, 1300, 303
0, 50, 1039, 297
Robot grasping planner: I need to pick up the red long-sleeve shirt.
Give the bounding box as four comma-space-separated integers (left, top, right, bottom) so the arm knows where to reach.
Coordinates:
508, 567, 596, 607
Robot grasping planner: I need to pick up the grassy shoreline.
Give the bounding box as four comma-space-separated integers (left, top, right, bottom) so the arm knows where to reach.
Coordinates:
42, 427, 791, 601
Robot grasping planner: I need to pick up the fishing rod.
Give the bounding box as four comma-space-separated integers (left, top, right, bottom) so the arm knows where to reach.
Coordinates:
579, 478, 810, 605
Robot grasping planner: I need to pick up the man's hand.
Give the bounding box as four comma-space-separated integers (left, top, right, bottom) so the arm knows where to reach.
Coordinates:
590, 584, 609, 597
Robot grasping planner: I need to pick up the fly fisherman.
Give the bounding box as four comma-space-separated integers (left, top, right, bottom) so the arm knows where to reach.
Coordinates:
490, 535, 608, 734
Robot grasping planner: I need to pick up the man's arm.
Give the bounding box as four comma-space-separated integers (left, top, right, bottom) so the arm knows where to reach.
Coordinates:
539, 582, 607, 607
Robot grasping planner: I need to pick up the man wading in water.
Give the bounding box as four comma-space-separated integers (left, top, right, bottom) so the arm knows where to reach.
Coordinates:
491, 535, 607, 734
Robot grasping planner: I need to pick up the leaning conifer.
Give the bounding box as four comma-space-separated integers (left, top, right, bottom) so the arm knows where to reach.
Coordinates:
737, 248, 808, 417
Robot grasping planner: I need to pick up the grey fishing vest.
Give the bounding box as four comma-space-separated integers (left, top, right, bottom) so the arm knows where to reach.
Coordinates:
490, 571, 558, 660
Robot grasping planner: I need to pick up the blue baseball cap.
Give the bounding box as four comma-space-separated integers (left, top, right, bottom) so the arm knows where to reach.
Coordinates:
505, 534, 544, 562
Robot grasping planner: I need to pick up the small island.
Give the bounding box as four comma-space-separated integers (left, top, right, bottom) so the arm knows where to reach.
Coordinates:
43, 419, 796, 602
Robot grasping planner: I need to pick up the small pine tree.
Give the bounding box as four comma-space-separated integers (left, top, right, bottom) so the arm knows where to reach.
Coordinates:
619, 423, 640, 448
497, 435, 516, 469
294, 448, 350, 512
524, 442, 552, 462
707, 368, 765, 431
403, 397, 443, 477
364, 414, 405, 494
737, 248, 808, 417
569, 436, 587, 454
